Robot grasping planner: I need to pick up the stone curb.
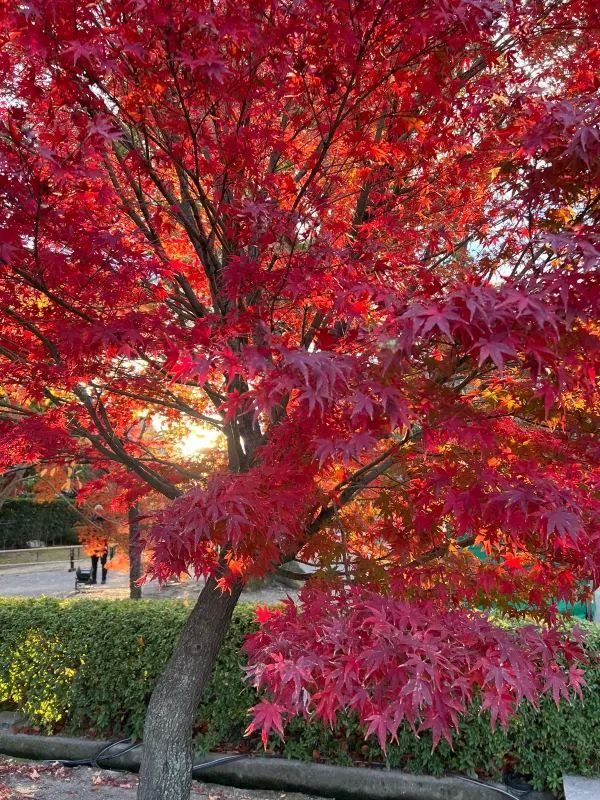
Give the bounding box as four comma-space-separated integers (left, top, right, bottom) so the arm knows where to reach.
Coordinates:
0, 731, 553, 800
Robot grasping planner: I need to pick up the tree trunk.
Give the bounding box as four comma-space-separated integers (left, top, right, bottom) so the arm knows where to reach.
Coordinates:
136, 576, 243, 800
128, 505, 142, 600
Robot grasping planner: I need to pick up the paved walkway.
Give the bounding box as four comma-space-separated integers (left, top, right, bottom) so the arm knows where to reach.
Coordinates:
0, 757, 322, 800
0, 561, 105, 598
0, 561, 296, 605
563, 775, 600, 800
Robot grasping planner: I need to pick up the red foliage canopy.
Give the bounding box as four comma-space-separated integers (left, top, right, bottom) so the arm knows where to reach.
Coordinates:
0, 0, 599, 746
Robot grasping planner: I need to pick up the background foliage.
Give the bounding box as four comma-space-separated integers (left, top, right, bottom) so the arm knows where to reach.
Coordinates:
0, 499, 80, 549
0, 598, 597, 796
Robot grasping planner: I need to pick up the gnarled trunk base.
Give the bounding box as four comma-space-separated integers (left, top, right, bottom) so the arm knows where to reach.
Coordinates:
137, 576, 242, 800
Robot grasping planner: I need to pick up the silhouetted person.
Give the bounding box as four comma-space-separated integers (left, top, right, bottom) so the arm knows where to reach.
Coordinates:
90, 544, 109, 584
90, 504, 109, 584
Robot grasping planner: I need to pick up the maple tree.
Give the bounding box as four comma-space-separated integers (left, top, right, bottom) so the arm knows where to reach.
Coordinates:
0, 0, 599, 798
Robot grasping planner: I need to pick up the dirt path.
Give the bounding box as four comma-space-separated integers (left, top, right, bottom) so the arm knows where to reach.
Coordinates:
0, 758, 322, 800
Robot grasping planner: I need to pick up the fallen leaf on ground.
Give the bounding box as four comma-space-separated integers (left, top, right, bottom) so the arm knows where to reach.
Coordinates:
91, 772, 136, 788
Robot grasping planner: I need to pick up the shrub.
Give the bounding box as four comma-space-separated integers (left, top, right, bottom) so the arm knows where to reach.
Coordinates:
0, 598, 598, 796
0, 499, 80, 549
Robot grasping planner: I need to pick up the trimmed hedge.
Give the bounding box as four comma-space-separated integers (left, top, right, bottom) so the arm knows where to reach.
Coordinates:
0, 598, 598, 796
0, 499, 80, 549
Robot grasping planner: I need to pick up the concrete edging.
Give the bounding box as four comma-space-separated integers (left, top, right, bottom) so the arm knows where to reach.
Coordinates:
0, 731, 553, 800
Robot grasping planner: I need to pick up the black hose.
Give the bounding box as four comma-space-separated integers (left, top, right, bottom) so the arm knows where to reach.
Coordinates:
192, 754, 248, 774
43, 738, 139, 769
44, 738, 249, 773
457, 775, 533, 798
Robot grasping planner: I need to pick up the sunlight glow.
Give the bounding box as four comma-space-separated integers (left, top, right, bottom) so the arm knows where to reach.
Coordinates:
177, 425, 224, 458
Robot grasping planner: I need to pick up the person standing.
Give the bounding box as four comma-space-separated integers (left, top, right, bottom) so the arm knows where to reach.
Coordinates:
90, 504, 110, 584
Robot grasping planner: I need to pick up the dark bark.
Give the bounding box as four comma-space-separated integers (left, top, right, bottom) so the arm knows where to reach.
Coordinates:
136, 576, 243, 800
128, 505, 142, 600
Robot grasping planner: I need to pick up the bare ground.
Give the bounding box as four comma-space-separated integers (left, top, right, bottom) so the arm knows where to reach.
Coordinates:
0, 757, 322, 800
